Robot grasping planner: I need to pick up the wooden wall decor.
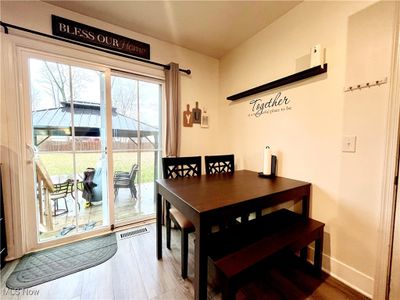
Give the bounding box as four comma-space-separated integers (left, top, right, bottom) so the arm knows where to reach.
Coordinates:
201, 107, 209, 128
192, 101, 202, 124
183, 104, 193, 127
183, 102, 209, 128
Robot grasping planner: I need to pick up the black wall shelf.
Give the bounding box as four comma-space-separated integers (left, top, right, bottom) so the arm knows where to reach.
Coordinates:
227, 63, 328, 101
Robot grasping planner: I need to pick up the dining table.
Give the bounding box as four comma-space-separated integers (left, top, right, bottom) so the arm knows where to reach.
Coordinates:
156, 169, 311, 300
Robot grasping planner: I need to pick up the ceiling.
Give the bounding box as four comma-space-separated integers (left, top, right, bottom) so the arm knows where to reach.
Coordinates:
44, 1, 301, 58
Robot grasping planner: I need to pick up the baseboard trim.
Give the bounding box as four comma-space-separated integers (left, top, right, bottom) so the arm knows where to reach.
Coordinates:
309, 247, 373, 298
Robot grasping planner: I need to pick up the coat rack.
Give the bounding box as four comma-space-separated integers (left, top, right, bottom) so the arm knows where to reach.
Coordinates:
344, 77, 387, 92
227, 64, 328, 101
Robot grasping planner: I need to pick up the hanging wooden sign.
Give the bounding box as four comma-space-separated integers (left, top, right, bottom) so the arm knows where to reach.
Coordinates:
192, 101, 202, 124
51, 15, 150, 59
183, 104, 193, 127
201, 107, 209, 128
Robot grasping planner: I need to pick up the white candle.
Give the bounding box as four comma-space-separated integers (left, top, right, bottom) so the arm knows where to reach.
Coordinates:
263, 146, 272, 175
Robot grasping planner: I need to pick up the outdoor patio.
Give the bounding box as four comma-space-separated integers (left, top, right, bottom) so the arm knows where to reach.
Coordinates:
39, 181, 156, 241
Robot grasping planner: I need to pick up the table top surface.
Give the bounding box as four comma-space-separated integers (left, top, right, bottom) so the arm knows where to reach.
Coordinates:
156, 170, 310, 213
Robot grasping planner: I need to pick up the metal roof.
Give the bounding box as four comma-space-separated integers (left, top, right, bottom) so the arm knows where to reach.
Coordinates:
32, 102, 158, 138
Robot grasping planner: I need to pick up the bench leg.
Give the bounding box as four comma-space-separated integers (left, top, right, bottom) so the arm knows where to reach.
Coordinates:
314, 235, 324, 276
300, 247, 308, 261
221, 278, 236, 300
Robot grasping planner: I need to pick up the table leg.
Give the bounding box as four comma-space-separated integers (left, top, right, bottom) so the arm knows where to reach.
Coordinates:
194, 219, 208, 300
156, 192, 162, 259
301, 193, 310, 260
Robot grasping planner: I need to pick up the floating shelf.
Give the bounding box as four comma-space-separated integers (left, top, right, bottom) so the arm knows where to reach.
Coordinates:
227, 63, 328, 101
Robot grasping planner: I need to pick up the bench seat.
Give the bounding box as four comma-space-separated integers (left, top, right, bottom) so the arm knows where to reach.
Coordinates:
208, 209, 325, 300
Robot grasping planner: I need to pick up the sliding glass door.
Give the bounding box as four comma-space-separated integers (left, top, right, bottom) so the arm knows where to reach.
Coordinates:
28, 57, 109, 242
111, 73, 162, 225
24, 52, 162, 244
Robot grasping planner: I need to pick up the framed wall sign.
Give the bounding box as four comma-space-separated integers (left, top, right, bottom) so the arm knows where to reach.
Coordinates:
52, 15, 150, 59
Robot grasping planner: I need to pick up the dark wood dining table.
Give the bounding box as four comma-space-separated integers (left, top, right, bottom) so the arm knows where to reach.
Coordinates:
156, 170, 311, 300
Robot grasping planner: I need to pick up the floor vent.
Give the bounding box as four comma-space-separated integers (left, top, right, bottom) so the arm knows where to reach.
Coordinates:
119, 227, 149, 240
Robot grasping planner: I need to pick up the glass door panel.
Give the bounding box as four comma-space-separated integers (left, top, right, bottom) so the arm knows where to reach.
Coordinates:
28, 57, 108, 242
111, 74, 161, 225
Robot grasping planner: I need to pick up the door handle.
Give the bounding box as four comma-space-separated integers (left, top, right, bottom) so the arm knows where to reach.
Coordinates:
26, 144, 36, 163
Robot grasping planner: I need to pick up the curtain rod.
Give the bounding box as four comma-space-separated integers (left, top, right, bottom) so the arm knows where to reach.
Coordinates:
0, 21, 191, 75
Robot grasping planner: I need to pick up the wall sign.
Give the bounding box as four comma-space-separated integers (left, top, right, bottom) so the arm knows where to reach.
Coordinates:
248, 92, 292, 117
52, 15, 150, 59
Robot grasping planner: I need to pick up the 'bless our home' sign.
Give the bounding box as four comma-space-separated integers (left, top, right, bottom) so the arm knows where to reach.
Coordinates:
248, 92, 292, 117
52, 15, 150, 59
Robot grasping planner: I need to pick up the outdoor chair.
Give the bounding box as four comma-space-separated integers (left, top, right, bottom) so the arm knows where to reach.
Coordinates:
162, 156, 201, 279
36, 158, 75, 217
50, 180, 73, 216
114, 164, 139, 200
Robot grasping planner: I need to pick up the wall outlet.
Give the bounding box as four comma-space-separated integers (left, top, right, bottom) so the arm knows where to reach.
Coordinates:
342, 135, 357, 152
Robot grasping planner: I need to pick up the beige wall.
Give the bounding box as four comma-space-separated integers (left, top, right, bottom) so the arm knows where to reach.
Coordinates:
0, 0, 220, 157
218, 1, 395, 296
0, 1, 219, 258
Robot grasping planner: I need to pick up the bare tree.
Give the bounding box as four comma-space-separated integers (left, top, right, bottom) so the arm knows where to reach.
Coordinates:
38, 61, 91, 107
111, 77, 137, 118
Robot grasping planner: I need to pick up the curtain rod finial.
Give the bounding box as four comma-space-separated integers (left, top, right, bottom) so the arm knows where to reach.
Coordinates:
0, 21, 9, 34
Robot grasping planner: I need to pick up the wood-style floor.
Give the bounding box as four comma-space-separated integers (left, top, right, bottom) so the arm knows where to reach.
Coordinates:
1, 223, 369, 300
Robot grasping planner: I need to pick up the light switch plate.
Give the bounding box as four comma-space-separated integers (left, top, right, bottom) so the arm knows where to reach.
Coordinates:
342, 135, 357, 152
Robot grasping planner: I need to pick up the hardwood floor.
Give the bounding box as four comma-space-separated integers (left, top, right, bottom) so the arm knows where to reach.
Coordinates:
1, 223, 369, 300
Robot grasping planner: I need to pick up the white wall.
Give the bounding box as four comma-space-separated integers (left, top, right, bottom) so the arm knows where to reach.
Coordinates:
0, 0, 219, 258
218, 1, 396, 296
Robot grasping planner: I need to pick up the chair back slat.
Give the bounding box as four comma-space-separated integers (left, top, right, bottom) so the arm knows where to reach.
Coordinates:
205, 154, 235, 175
162, 156, 201, 179
51, 180, 71, 198
130, 164, 139, 183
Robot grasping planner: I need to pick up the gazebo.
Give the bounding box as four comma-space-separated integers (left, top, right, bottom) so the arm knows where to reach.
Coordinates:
32, 101, 160, 177
32, 101, 158, 141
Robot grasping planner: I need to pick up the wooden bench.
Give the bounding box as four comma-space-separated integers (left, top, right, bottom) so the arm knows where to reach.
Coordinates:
208, 209, 325, 300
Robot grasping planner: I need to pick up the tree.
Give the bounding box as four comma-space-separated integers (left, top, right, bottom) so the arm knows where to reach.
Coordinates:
37, 61, 92, 107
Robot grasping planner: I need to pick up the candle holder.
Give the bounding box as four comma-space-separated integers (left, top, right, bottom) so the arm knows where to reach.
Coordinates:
258, 155, 277, 178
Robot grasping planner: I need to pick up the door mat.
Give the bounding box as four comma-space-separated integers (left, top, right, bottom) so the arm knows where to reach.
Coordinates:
6, 233, 117, 289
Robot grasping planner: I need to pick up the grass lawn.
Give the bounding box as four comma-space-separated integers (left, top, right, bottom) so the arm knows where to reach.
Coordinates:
39, 151, 158, 183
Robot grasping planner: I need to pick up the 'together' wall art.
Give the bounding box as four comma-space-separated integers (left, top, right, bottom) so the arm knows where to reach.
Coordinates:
248, 92, 292, 118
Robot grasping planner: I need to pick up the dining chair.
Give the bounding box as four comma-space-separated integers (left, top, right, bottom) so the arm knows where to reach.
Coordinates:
162, 156, 201, 279
205, 154, 234, 174
205, 154, 238, 229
